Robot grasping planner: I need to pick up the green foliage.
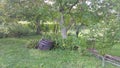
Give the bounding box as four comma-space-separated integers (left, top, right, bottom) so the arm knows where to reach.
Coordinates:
39, 33, 71, 49
1, 0, 119, 57
41, 33, 89, 54
41, 23, 59, 33
2, 0, 52, 34
0, 25, 8, 38
79, 37, 89, 54
8, 23, 31, 37
26, 40, 39, 49
0, 35, 118, 68
87, 20, 120, 55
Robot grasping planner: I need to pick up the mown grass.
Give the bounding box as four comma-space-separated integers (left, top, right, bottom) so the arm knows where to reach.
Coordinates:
0, 35, 119, 68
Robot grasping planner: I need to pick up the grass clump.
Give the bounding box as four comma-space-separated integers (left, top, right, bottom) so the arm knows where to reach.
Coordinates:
26, 40, 39, 49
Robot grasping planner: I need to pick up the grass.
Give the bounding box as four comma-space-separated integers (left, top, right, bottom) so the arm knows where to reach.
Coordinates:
0, 35, 119, 68
108, 44, 120, 56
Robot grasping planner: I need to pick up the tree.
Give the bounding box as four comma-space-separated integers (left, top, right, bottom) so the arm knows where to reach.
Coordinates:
46, 0, 81, 39
46, 0, 102, 39
3, 0, 51, 34
86, 0, 120, 55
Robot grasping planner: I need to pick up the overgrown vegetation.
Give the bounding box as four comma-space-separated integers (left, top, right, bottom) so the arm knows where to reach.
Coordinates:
8, 23, 31, 37
0, 0, 120, 67
0, 36, 118, 68
0, 23, 31, 38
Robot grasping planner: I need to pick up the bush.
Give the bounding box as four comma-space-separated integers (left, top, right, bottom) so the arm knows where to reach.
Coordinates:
8, 23, 31, 37
35, 33, 90, 55
87, 21, 120, 55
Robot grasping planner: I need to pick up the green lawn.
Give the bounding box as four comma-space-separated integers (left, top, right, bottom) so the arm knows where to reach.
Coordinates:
0, 35, 119, 68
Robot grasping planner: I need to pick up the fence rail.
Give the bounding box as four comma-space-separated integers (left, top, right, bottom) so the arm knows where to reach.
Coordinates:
88, 49, 120, 67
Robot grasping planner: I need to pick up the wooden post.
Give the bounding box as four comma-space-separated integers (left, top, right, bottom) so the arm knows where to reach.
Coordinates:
102, 56, 105, 67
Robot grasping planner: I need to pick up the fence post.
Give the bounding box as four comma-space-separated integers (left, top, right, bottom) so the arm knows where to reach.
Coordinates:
102, 56, 105, 67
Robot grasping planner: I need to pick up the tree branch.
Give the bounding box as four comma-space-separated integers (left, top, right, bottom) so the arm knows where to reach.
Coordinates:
67, 0, 79, 13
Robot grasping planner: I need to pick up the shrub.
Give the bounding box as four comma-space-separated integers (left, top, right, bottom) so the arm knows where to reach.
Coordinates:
87, 21, 120, 55
8, 23, 31, 37
38, 33, 90, 55
44, 34, 80, 50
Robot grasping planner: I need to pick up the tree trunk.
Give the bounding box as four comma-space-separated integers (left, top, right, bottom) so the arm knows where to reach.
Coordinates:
36, 20, 41, 34
76, 24, 80, 38
59, 13, 67, 39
